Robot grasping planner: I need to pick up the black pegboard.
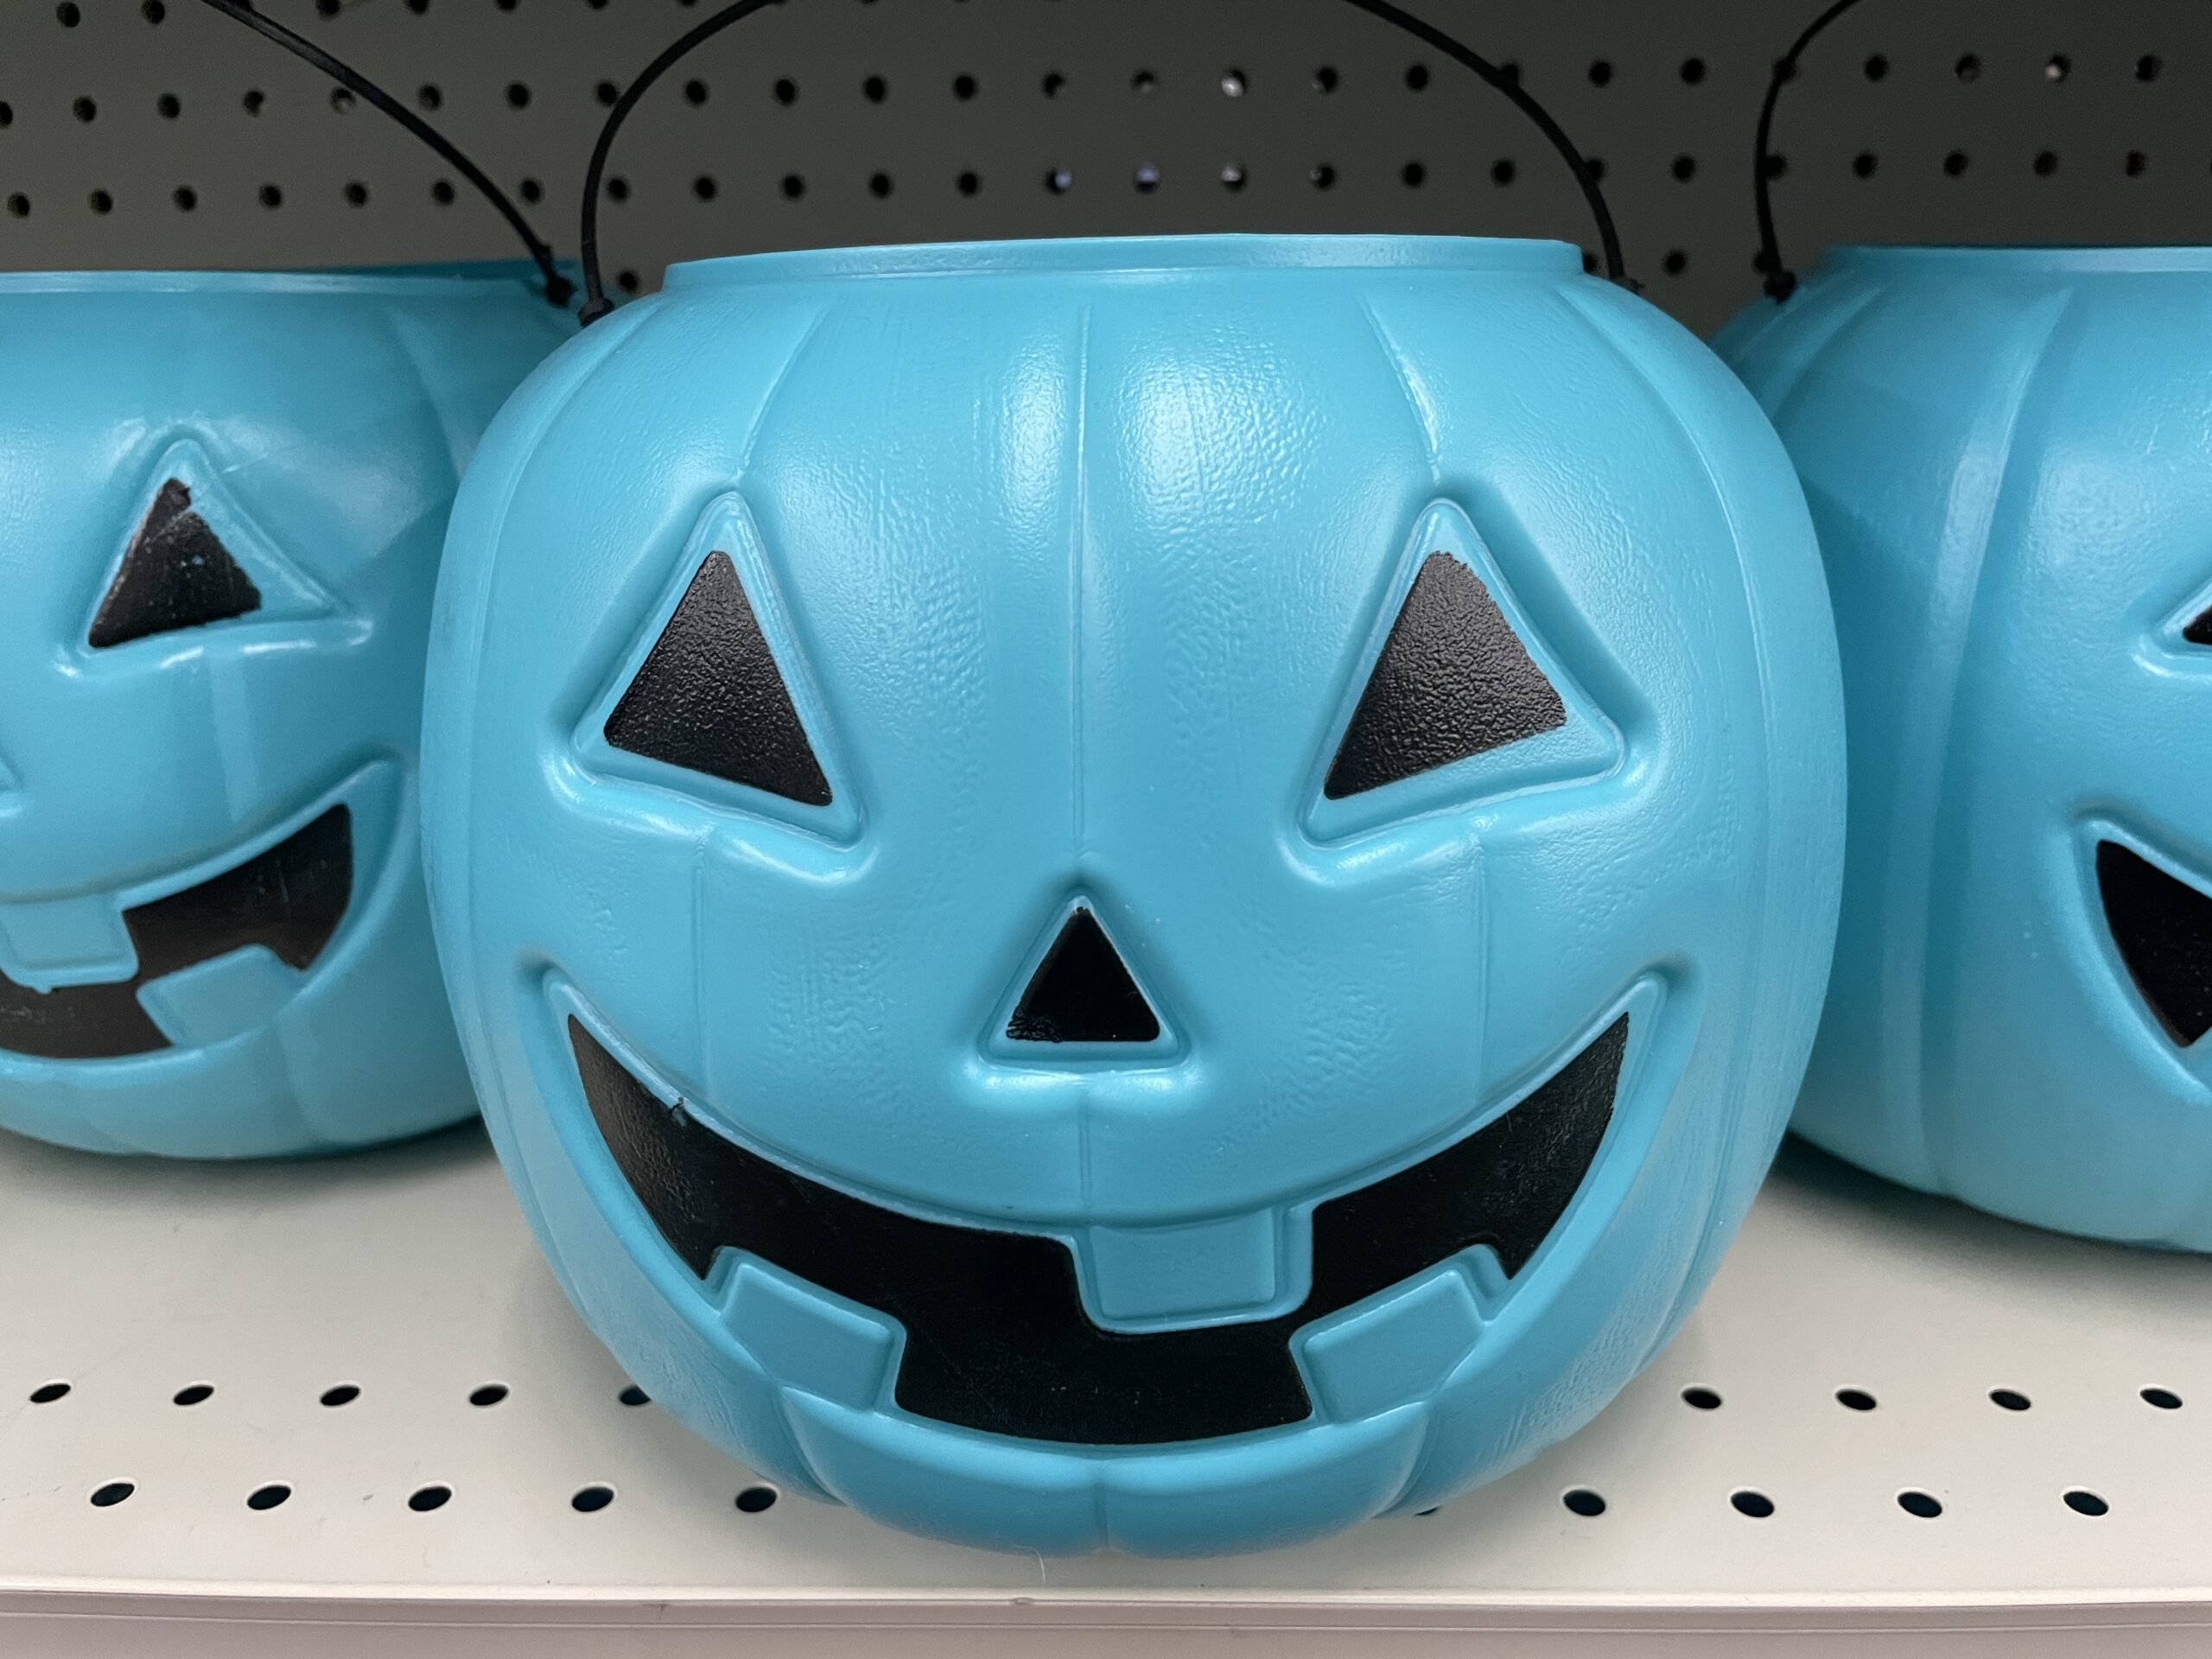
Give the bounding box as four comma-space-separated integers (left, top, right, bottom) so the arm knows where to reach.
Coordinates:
1, 0, 2209, 334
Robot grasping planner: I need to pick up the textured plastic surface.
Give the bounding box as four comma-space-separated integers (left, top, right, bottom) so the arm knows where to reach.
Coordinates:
423, 233, 1847, 1554
1717, 245, 2212, 1249
0, 265, 572, 1157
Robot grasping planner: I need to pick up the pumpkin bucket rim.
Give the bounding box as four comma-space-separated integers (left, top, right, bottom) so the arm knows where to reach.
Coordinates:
0, 260, 567, 298
1815, 243, 2212, 278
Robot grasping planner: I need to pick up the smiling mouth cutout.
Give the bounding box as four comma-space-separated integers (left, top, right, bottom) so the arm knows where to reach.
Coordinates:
569, 1013, 1628, 1446
0, 806, 352, 1060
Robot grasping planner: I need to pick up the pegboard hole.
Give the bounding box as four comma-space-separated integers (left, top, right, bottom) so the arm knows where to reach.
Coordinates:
1991, 1389, 2031, 1411
1955, 54, 1982, 81
143, 0, 166, 19
572, 1484, 615, 1513
1131, 70, 1158, 95
1491, 157, 1516, 186
1311, 163, 1337, 190
505, 82, 531, 110
1221, 163, 1247, 192
618, 1384, 652, 1408
172, 186, 197, 212
1943, 150, 1970, 176
1837, 1388, 1878, 1411
773, 78, 798, 105
2064, 1489, 2109, 1516
29, 1380, 69, 1402
430, 179, 454, 205
1588, 60, 1614, 87
1405, 63, 1430, 92
156, 93, 180, 118
781, 174, 806, 200
519, 178, 544, 204
735, 1484, 779, 1514
1731, 1489, 1777, 1518
88, 1481, 133, 1508
594, 80, 617, 107
1764, 154, 1789, 181
7, 194, 29, 219
1853, 151, 1878, 178
1586, 156, 1607, 181
246, 1483, 291, 1511
1134, 164, 1160, 194
1221, 69, 1247, 98
1681, 1387, 1723, 1411
172, 1382, 213, 1406
869, 171, 894, 198
56, 3, 81, 26
72, 96, 97, 124
683, 78, 709, 106
862, 75, 888, 103
1562, 1488, 1607, 1517
616, 270, 641, 295
320, 1383, 360, 1408
1314, 66, 1339, 92
1671, 154, 1696, 181
2045, 54, 2072, 83
329, 87, 354, 115
0, 103, 12, 128
2138, 54, 2164, 81
2034, 149, 2059, 175
87, 188, 112, 214
957, 169, 981, 196
1897, 1490, 1943, 1518
2142, 1387, 2184, 1410
1041, 73, 1065, 99
469, 1383, 509, 1407
2126, 150, 2148, 176
606, 176, 631, 202
344, 181, 369, 207
409, 1484, 452, 1513
418, 84, 442, 111
1863, 54, 1890, 81
954, 73, 978, 99
1681, 57, 1707, 85
1401, 161, 1427, 188
694, 175, 718, 200
1662, 250, 1688, 276
242, 89, 264, 116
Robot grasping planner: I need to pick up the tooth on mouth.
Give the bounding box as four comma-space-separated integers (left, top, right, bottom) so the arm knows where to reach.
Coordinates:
569, 1012, 1628, 1446
0, 805, 352, 1061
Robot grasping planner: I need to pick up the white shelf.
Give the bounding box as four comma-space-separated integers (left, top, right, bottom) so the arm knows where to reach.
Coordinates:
3, 1125, 2211, 1655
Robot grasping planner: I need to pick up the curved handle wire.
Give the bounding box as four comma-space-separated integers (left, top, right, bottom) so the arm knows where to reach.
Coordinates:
577, 0, 1628, 326
195, 0, 572, 307
1753, 0, 1868, 302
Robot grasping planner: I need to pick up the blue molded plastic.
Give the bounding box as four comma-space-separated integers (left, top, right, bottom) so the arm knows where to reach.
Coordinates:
425, 234, 1847, 1553
0, 264, 573, 1157
1717, 245, 2212, 1248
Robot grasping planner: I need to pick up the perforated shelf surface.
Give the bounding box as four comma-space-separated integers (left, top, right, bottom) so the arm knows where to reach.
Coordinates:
3, 1125, 2211, 1654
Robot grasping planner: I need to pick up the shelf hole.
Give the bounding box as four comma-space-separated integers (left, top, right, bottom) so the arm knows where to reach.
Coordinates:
1220, 162, 1247, 192
1314, 66, 1338, 93
863, 74, 887, 103
957, 169, 981, 196
2034, 149, 2059, 175
1046, 167, 1073, 194
2138, 54, 2164, 81
1662, 250, 1688, 276
1853, 151, 1878, 178
1562, 1487, 1607, 1517
173, 1382, 213, 1406
429, 180, 454, 205
1131, 70, 1157, 95
1134, 163, 1160, 194
735, 1484, 779, 1514
246, 1483, 291, 1511
1864, 54, 1890, 81
1897, 1490, 1943, 1518
1311, 162, 1337, 190
954, 73, 977, 99
781, 174, 806, 200
1942, 149, 1970, 176
2142, 1387, 2183, 1410
88, 188, 112, 213
29, 1381, 69, 1404
1671, 154, 1697, 181
1681, 1386, 1722, 1411
505, 82, 531, 110
572, 1484, 615, 1513
1588, 59, 1613, 87
1221, 69, 1246, 98
2064, 1489, 2109, 1516
418, 85, 442, 111
1836, 1388, 1878, 1411
1491, 157, 1516, 186
683, 78, 709, 106
1041, 73, 1065, 99
1955, 53, 1981, 82
469, 1383, 509, 1408
869, 171, 894, 198
1401, 161, 1427, 188
344, 181, 368, 207
619, 1384, 652, 1408
89, 1481, 133, 1507
320, 1383, 360, 1408
1731, 1489, 1776, 1518
156, 93, 180, 118
409, 1484, 452, 1512
2126, 150, 2148, 176
1406, 63, 1430, 92
1991, 1389, 2031, 1411
774, 78, 798, 105
73, 96, 97, 123
1681, 57, 1707, 85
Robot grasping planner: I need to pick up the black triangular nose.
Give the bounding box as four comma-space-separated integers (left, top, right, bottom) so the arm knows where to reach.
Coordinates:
1007, 908, 1160, 1045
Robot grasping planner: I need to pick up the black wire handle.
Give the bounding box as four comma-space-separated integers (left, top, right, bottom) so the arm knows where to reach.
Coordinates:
195, 0, 572, 307
577, 0, 1628, 326
1753, 0, 1869, 302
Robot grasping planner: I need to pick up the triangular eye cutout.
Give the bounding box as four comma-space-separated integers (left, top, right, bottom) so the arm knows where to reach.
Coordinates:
1325, 551, 1567, 799
1007, 909, 1160, 1045
88, 479, 262, 649
603, 550, 832, 808
2186, 606, 2212, 646
2098, 841, 2212, 1047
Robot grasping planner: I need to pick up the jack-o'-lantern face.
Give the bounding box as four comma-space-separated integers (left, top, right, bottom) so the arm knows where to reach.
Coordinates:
425, 242, 1844, 1554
